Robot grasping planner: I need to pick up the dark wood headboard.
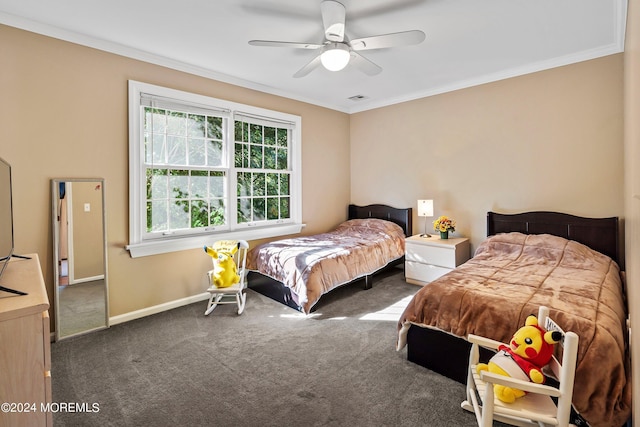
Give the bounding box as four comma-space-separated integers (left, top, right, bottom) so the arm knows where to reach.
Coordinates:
348, 204, 413, 237
487, 211, 619, 265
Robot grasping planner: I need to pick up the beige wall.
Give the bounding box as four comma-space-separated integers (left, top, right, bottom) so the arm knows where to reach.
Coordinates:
351, 55, 624, 255
0, 25, 350, 319
624, 0, 640, 424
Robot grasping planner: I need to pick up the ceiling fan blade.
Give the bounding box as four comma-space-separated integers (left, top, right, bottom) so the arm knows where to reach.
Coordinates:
321, 0, 346, 42
248, 40, 323, 50
349, 52, 382, 76
350, 30, 426, 51
293, 54, 323, 78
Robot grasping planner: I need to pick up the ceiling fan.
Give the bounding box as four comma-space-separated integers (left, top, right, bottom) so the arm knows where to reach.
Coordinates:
248, 0, 426, 78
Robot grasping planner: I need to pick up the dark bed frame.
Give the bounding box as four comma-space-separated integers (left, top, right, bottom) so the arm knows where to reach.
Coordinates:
405, 210, 620, 384
248, 204, 413, 312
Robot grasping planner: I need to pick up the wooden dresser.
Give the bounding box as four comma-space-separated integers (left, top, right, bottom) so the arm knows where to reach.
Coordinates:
0, 254, 52, 427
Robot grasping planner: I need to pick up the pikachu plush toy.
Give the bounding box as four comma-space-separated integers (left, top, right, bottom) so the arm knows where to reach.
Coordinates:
203, 242, 240, 288
476, 313, 563, 403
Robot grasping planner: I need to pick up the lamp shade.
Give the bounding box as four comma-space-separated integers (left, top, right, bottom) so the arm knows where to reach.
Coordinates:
417, 200, 434, 217
320, 43, 350, 71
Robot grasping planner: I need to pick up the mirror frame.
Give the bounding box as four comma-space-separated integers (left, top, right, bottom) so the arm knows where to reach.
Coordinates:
52, 178, 109, 340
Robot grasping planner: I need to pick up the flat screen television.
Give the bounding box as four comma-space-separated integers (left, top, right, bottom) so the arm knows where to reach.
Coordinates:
0, 157, 28, 295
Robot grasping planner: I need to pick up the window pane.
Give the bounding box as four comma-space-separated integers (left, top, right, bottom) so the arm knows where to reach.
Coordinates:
147, 168, 168, 199
167, 111, 186, 135
189, 138, 206, 166
207, 140, 223, 167
279, 173, 289, 195
276, 148, 288, 170
187, 114, 206, 138
253, 198, 265, 221
264, 147, 276, 169
209, 171, 225, 198
190, 199, 208, 228
190, 170, 208, 198
170, 199, 190, 229
265, 127, 276, 146
169, 170, 189, 199
237, 172, 250, 197
150, 109, 166, 133
208, 117, 223, 139
250, 144, 263, 169
267, 198, 279, 220
234, 120, 242, 141
237, 198, 251, 223
266, 173, 278, 196
235, 142, 248, 168
250, 124, 262, 144
209, 199, 225, 226
253, 173, 265, 197
147, 200, 168, 232
277, 128, 287, 147
167, 136, 187, 165
151, 133, 166, 164
280, 197, 290, 219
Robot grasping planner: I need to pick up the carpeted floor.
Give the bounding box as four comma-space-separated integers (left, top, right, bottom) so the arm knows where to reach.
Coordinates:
51, 268, 486, 427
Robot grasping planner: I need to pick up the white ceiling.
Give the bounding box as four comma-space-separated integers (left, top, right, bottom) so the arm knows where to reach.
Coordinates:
0, 0, 627, 113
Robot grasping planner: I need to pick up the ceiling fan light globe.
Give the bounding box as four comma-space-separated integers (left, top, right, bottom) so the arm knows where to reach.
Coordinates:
320, 44, 350, 71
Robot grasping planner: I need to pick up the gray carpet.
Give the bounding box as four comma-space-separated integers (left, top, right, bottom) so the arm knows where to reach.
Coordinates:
51, 268, 484, 427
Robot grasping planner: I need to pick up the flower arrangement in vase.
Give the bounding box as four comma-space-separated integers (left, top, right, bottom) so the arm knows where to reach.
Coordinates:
433, 215, 456, 239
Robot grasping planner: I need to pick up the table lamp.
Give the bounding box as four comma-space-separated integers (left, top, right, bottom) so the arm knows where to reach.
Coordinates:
418, 199, 434, 237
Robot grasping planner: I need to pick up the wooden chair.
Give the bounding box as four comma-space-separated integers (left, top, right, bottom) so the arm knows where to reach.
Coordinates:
461, 306, 579, 427
204, 240, 249, 316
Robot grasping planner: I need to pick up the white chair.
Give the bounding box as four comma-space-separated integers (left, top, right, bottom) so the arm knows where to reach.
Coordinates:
461, 306, 579, 427
204, 240, 249, 316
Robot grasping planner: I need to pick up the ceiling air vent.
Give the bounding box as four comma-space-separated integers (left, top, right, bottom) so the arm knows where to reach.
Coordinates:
348, 95, 368, 101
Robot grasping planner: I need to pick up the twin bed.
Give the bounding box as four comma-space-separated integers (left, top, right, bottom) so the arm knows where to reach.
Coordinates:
397, 211, 631, 427
247, 204, 412, 313
245, 206, 631, 426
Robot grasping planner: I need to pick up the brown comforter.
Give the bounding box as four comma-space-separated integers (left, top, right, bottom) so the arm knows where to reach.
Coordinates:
397, 232, 630, 427
247, 218, 405, 314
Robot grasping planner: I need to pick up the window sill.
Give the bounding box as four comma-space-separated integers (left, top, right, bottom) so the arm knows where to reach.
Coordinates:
126, 223, 305, 258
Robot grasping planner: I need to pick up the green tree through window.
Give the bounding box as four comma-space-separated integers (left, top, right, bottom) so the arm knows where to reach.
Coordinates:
234, 120, 290, 225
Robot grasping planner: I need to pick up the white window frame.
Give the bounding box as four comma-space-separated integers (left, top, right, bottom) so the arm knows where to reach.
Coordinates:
126, 81, 303, 258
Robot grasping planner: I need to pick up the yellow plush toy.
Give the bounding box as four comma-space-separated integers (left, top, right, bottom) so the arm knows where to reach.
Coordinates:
203, 241, 240, 288
476, 313, 563, 403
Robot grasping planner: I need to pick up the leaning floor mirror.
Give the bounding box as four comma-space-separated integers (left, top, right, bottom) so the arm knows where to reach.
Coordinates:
52, 178, 109, 340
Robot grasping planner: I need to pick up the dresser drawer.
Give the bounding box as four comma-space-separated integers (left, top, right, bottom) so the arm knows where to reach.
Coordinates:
406, 242, 458, 268
406, 260, 451, 284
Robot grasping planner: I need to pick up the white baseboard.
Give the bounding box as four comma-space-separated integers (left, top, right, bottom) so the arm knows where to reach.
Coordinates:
70, 274, 105, 285
109, 292, 210, 326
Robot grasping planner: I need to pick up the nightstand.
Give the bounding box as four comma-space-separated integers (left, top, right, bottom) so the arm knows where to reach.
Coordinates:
405, 234, 470, 285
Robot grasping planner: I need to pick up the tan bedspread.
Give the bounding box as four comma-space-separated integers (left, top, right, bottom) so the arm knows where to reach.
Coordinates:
397, 232, 630, 427
247, 218, 405, 314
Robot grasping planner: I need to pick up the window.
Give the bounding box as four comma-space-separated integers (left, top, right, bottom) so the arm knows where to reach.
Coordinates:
127, 81, 302, 257
234, 116, 292, 226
